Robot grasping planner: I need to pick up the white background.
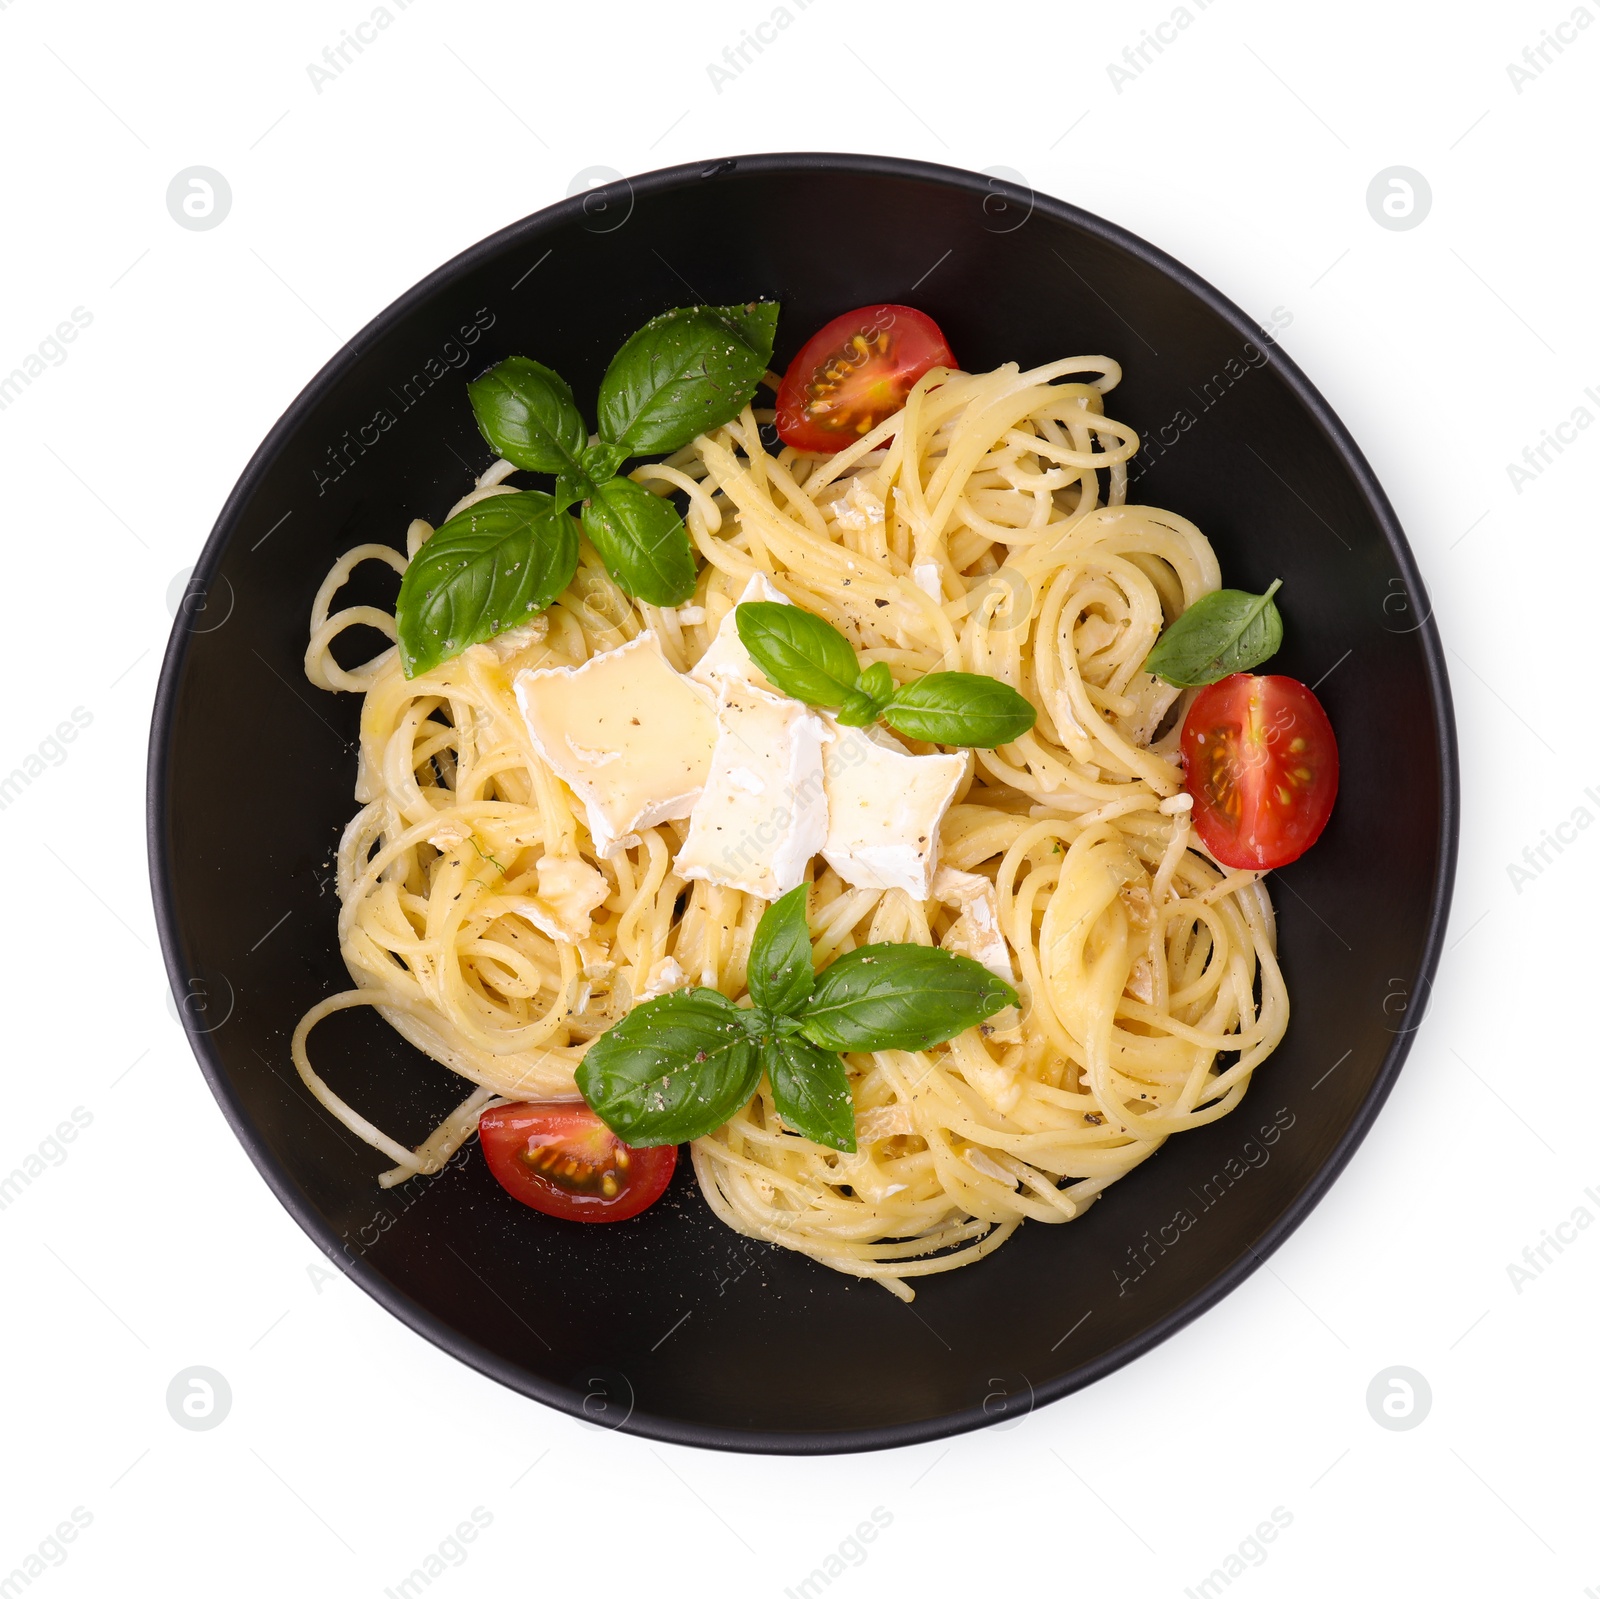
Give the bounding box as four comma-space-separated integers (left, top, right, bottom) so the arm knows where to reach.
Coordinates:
1, 0, 1594, 1593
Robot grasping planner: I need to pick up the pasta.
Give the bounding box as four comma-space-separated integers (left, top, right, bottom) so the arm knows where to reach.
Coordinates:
295, 354, 1288, 1300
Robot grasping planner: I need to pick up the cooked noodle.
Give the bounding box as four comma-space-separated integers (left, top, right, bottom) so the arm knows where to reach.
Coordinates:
294, 355, 1288, 1298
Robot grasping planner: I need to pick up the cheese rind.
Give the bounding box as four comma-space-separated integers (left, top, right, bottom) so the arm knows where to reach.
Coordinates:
689, 572, 789, 694
513, 631, 717, 854
820, 724, 967, 898
677, 679, 829, 900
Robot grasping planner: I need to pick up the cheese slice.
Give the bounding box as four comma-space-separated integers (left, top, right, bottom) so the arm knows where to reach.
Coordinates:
933, 866, 1015, 983
677, 679, 829, 900
820, 723, 967, 898
514, 631, 717, 854
689, 571, 788, 694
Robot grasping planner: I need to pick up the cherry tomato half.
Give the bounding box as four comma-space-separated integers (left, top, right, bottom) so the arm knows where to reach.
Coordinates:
478, 1102, 676, 1222
775, 304, 955, 453
1180, 673, 1339, 871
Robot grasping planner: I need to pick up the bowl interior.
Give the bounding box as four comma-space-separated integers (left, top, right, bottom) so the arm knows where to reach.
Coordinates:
150, 154, 1454, 1452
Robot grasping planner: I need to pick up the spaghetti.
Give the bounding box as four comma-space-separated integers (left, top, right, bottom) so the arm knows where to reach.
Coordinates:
295, 355, 1288, 1299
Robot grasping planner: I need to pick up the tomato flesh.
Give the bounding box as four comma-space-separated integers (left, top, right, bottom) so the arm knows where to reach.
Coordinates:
478, 1102, 676, 1222
1180, 674, 1338, 870
776, 304, 955, 453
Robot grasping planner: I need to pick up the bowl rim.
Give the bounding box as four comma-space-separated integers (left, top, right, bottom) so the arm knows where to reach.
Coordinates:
146, 149, 1460, 1455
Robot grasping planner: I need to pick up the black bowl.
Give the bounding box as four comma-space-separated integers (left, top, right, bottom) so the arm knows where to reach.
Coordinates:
148, 152, 1457, 1453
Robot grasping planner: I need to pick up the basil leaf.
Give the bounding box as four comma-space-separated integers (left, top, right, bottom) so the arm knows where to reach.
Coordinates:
841, 664, 896, 728
735, 602, 860, 708
467, 358, 586, 474
736, 1006, 774, 1038
396, 491, 578, 678
581, 440, 629, 484
800, 944, 1017, 1053
746, 885, 814, 1016
856, 661, 894, 708
763, 1036, 856, 1153
833, 689, 881, 728
553, 466, 593, 517
722, 299, 781, 359
575, 988, 761, 1147
596, 302, 779, 456
580, 476, 697, 606
1142, 580, 1284, 687
882, 672, 1037, 748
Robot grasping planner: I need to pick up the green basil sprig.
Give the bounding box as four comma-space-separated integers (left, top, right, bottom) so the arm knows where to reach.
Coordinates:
575, 885, 1016, 1152
1142, 579, 1284, 687
395, 491, 579, 678
734, 601, 1037, 749
395, 302, 779, 678
468, 301, 778, 606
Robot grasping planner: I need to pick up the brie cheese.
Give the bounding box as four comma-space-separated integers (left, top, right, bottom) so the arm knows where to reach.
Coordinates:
640, 955, 686, 999
689, 571, 789, 694
514, 631, 717, 854
677, 679, 829, 900
820, 723, 966, 898
533, 855, 610, 943
933, 865, 1015, 983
